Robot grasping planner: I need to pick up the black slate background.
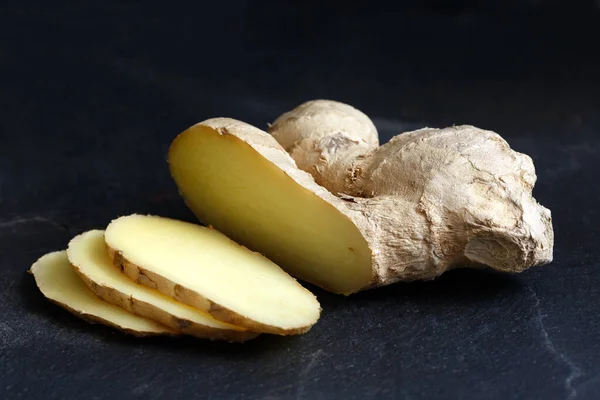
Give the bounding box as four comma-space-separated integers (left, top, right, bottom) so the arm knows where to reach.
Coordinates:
1, 2, 600, 399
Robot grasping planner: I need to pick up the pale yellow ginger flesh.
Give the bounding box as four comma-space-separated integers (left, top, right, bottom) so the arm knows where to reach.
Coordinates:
104, 215, 321, 335
29, 251, 172, 336
68, 230, 258, 342
168, 101, 554, 295
169, 124, 373, 294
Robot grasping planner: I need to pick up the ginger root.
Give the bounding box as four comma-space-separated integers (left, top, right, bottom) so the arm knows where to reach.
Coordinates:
169, 100, 554, 294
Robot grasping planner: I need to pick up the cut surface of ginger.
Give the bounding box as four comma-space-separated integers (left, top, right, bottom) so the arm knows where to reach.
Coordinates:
168, 123, 373, 294
30, 251, 172, 336
104, 215, 321, 335
68, 230, 258, 342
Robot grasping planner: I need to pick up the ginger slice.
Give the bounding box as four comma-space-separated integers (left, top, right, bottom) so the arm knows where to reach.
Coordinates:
104, 215, 321, 335
30, 251, 172, 336
68, 230, 259, 342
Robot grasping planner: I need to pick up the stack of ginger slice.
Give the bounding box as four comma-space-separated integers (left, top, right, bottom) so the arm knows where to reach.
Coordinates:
30, 215, 321, 341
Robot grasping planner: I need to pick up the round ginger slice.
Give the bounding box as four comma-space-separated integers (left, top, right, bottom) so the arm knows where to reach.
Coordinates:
68, 230, 258, 342
29, 251, 173, 336
104, 215, 321, 335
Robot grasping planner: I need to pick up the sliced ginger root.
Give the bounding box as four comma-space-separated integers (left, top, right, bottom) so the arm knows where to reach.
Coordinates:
104, 215, 321, 335
169, 100, 554, 295
68, 230, 259, 342
30, 251, 173, 336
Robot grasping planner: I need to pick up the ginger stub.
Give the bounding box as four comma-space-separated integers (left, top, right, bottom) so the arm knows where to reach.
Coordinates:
169, 100, 553, 294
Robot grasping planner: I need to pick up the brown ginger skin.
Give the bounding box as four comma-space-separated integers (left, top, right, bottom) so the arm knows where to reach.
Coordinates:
269, 100, 379, 196
269, 100, 553, 281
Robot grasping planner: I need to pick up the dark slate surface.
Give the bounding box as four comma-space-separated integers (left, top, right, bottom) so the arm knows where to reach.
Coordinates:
1, 2, 599, 399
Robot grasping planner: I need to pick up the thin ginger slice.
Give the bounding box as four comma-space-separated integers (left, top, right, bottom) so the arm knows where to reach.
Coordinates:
68, 230, 258, 342
104, 214, 321, 335
29, 251, 173, 336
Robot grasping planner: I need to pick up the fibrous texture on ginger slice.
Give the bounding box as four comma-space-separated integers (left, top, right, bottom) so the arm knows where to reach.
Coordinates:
30, 251, 172, 336
168, 101, 553, 294
68, 230, 258, 342
104, 215, 321, 335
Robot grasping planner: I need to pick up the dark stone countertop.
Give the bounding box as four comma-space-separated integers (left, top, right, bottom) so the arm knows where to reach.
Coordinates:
1, 2, 599, 399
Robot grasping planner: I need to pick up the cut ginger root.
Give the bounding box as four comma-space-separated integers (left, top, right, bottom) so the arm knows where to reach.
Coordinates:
29, 251, 173, 336
168, 100, 554, 295
104, 214, 321, 335
68, 230, 259, 342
